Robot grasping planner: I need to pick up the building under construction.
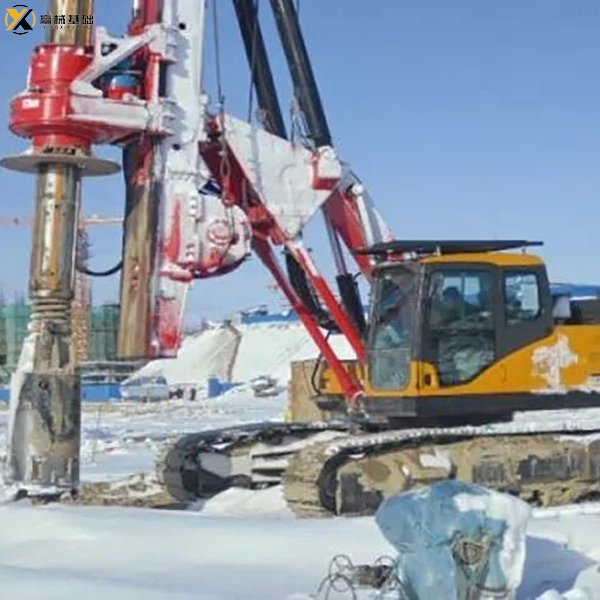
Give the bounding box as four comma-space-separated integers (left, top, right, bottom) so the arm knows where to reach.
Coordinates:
0, 298, 120, 385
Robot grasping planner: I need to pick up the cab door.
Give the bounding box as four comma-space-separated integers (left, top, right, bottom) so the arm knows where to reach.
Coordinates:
421, 265, 498, 388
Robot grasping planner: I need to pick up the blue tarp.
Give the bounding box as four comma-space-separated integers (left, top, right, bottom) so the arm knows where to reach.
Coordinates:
376, 480, 530, 600
207, 377, 242, 398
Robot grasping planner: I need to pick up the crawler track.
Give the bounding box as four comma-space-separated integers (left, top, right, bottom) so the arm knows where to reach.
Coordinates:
284, 421, 600, 516
157, 416, 600, 517
157, 421, 350, 502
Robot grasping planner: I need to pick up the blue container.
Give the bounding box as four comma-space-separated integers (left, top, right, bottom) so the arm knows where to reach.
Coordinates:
81, 383, 121, 402
0, 384, 121, 403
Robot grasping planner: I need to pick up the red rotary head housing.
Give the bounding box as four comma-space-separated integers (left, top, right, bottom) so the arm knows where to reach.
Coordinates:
9, 44, 98, 152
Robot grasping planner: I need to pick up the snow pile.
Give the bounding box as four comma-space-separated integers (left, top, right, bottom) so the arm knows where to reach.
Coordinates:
134, 325, 240, 386
133, 321, 355, 388
4, 334, 36, 488
231, 322, 353, 383
196, 486, 293, 517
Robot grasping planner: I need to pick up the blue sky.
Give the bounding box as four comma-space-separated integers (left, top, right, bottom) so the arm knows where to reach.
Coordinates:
1, 1, 600, 322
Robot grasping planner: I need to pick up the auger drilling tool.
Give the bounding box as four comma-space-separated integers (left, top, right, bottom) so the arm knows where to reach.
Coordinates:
1, 0, 118, 495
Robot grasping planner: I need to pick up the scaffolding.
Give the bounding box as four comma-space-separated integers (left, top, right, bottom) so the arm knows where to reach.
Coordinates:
0, 300, 30, 382
88, 303, 120, 362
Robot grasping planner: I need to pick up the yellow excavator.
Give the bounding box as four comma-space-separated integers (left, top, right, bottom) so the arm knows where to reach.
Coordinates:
319, 240, 600, 419
161, 240, 600, 517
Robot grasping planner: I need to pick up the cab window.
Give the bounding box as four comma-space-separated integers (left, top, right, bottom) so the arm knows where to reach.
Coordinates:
504, 273, 541, 325
426, 270, 495, 386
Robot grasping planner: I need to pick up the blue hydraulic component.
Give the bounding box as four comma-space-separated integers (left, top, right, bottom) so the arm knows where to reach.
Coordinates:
101, 58, 141, 100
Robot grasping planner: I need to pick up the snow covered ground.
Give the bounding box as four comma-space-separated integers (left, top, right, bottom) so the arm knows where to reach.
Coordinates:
1, 498, 600, 600
1, 393, 600, 598
2, 316, 600, 598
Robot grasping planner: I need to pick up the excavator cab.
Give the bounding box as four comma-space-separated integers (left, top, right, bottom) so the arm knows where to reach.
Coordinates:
323, 240, 600, 422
